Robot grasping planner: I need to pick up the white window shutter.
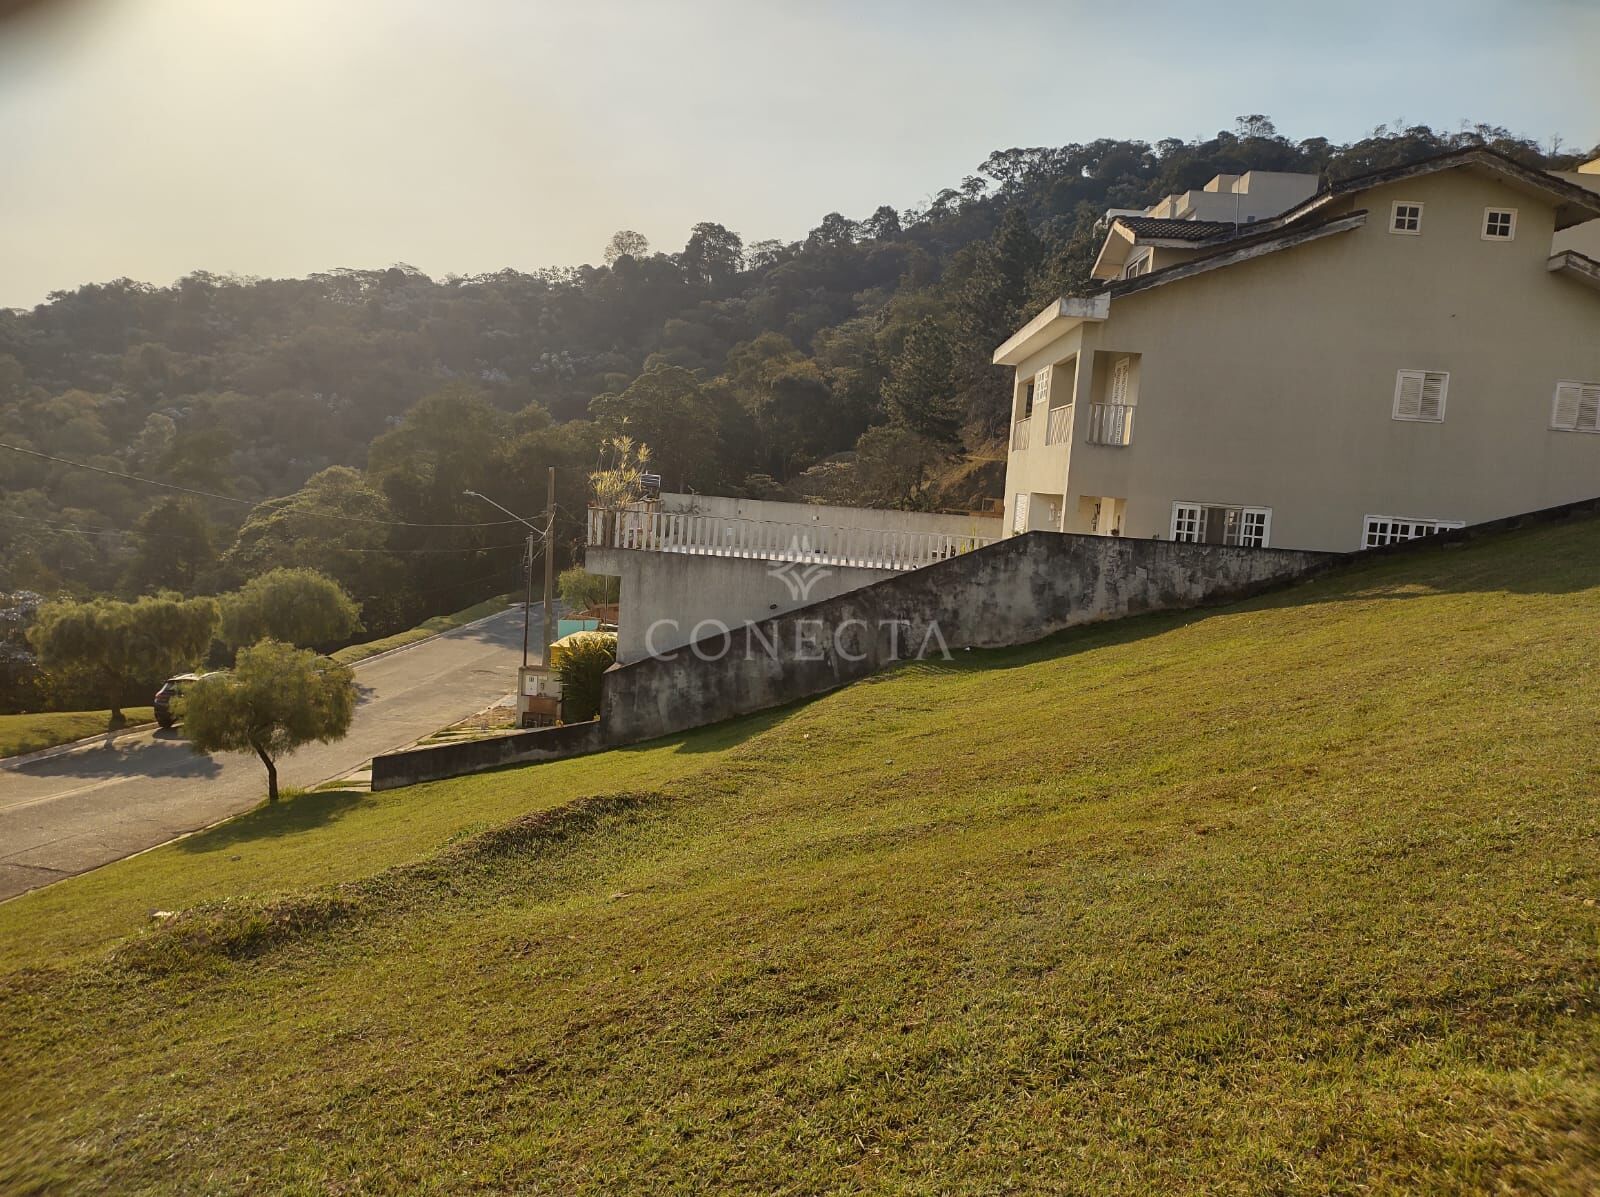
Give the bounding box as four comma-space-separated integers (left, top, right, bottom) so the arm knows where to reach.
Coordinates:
1013, 494, 1030, 533
1394, 370, 1446, 422
1553, 381, 1582, 430
1034, 367, 1051, 409
1418, 373, 1446, 421
1394, 371, 1424, 419
1111, 358, 1130, 406
1580, 384, 1600, 433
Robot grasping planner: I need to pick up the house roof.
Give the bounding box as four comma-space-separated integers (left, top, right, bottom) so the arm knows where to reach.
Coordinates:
1267, 146, 1600, 233
1105, 211, 1368, 299
1000, 147, 1600, 366
1114, 217, 1240, 243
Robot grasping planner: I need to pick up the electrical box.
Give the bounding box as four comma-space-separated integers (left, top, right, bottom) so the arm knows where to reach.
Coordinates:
518, 667, 561, 727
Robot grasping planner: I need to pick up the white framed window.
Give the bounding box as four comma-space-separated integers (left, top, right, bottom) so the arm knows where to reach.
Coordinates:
1021, 378, 1036, 420
1481, 208, 1517, 240
1012, 493, 1030, 534
1123, 253, 1151, 279
1171, 503, 1205, 542
1362, 515, 1465, 549
1551, 380, 1600, 433
1393, 370, 1448, 422
1171, 502, 1272, 547
1390, 201, 1423, 235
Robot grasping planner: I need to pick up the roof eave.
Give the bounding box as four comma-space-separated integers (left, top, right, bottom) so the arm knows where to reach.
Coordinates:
992, 294, 1111, 366
1089, 223, 1135, 282
1106, 211, 1368, 300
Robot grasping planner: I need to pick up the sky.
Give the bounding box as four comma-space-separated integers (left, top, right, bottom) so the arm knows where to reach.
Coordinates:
0, 0, 1596, 309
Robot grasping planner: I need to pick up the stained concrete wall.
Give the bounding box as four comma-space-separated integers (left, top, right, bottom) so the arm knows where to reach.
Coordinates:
371, 720, 604, 791
586, 547, 894, 664
599, 532, 1334, 746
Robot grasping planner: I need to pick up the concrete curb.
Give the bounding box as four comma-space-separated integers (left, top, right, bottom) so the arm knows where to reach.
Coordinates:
0, 721, 160, 770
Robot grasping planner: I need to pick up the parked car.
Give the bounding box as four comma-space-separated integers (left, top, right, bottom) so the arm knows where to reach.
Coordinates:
153, 672, 222, 729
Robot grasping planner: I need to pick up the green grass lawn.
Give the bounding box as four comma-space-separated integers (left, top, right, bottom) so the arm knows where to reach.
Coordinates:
330, 593, 513, 665
4, 521, 1600, 1192
0, 706, 156, 759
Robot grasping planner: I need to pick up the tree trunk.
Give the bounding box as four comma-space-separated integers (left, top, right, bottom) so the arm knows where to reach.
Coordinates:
108, 703, 125, 730
253, 741, 278, 802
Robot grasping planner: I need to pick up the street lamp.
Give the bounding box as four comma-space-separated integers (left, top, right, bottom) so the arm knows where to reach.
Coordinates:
464, 486, 555, 668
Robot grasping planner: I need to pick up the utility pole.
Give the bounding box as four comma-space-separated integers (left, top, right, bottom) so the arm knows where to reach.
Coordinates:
463, 488, 543, 669
541, 467, 557, 666
522, 531, 534, 668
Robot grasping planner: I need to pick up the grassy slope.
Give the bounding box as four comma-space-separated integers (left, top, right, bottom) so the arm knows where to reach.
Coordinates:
4, 521, 1600, 1193
0, 707, 156, 759
330, 594, 513, 665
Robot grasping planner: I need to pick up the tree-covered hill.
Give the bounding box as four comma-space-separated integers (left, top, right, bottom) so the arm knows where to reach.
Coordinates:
0, 118, 1586, 619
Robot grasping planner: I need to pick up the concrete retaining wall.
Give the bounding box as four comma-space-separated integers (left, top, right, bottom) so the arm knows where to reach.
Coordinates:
370, 720, 604, 791
599, 531, 1334, 746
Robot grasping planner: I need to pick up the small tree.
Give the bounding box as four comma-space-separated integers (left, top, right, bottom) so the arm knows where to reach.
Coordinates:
221, 567, 361, 649
557, 567, 619, 614
557, 631, 616, 723
589, 435, 653, 510
853, 426, 946, 510
182, 641, 357, 802
28, 592, 219, 726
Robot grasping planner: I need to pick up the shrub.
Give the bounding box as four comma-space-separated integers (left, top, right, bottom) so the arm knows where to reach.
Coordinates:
557, 632, 617, 722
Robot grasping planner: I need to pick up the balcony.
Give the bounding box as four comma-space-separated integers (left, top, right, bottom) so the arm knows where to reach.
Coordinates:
1045, 404, 1072, 445
1010, 419, 1032, 452
587, 506, 998, 573
1086, 402, 1135, 446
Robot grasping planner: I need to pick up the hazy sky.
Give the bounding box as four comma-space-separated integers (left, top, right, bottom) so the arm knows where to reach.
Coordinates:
1, 0, 1596, 308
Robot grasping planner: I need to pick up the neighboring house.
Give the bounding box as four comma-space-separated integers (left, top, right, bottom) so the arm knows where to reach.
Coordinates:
997, 148, 1600, 553
585, 493, 1000, 662
1553, 156, 1600, 260
1093, 169, 1320, 281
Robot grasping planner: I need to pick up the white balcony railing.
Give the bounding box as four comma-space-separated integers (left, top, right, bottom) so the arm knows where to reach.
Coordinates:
1086, 402, 1135, 446
1011, 419, 1031, 452
1045, 404, 1073, 445
587, 507, 998, 573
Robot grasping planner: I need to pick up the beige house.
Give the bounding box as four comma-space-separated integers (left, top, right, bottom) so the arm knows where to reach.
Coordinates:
998, 148, 1600, 553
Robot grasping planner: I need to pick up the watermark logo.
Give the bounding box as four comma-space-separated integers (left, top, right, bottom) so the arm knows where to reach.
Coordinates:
644, 616, 952, 664
766, 536, 833, 602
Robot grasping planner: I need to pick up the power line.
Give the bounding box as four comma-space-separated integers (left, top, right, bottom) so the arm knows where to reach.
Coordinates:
0, 512, 135, 539
0, 442, 254, 506
0, 442, 535, 530
0, 513, 530, 555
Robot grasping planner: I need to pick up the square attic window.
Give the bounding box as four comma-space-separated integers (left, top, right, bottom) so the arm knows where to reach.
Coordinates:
1390, 202, 1423, 234
1482, 208, 1517, 240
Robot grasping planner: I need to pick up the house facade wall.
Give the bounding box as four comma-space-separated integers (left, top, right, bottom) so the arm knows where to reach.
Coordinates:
1002, 168, 1600, 552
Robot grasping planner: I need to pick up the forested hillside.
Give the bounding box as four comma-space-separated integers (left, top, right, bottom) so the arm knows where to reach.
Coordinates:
1, 118, 1584, 628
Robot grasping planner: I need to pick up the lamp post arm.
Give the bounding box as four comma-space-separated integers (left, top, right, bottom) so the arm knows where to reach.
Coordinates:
462, 489, 542, 534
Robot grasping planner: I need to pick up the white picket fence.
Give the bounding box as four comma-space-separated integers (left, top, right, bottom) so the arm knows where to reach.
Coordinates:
587, 507, 997, 572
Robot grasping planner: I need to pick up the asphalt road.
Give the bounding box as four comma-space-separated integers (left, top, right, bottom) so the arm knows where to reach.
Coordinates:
0, 604, 535, 902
